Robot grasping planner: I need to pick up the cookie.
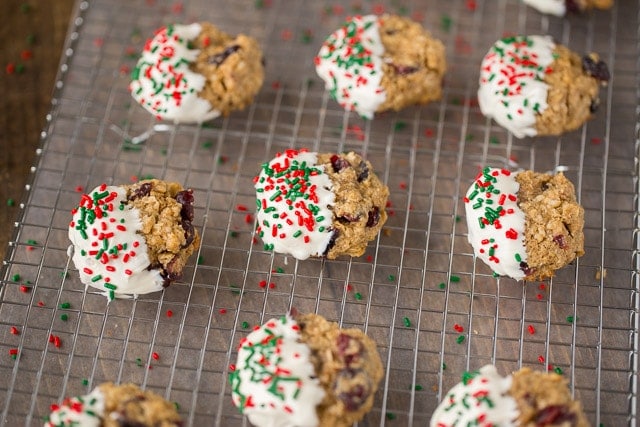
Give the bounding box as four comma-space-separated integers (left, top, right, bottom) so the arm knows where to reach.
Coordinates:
45, 382, 182, 426
130, 22, 264, 123
430, 365, 589, 427
523, 0, 613, 16
230, 313, 383, 427
254, 149, 389, 260
464, 167, 584, 281
478, 35, 609, 138
315, 14, 446, 119
68, 179, 200, 300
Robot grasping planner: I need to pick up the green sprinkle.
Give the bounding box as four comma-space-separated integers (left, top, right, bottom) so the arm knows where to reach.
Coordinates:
450, 275, 460, 282
11, 354, 17, 360
438, 282, 446, 289
394, 121, 407, 131
7, 198, 15, 206
403, 317, 411, 327
242, 321, 249, 329
455, 215, 461, 222
59, 272, 69, 278
82, 378, 89, 386
60, 302, 71, 309
230, 285, 241, 295
60, 314, 68, 321
354, 292, 362, 300
489, 136, 500, 145
414, 384, 423, 391
202, 140, 213, 149
197, 255, 204, 265
217, 155, 227, 164
456, 335, 465, 344
441, 14, 452, 32
388, 275, 395, 282
11, 274, 21, 282
103, 283, 117, 290
442, 362, 447, 370
135, 358, 143, 367
386, 412, 396, 420
230, 231, 239, 238
465, 134, 474, 141
26, 34, 36, 45
174, 402, 180, 411
276, 267, 284, 273
554, 367, 563, 375
566, 316, 575, 323
21, 3, 30, 13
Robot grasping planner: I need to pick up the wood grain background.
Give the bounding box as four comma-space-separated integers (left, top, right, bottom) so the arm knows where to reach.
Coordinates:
0, 1, 75, 260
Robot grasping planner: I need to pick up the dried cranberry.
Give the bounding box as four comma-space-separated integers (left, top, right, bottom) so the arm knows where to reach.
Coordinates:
356, 161, 369, 182
176, 190, 195, 221
330, 154, 350, 173
392, 64, 419, 75
207, 44, 240, 66
553, 234, 568, 249
565, 0, 581, 13
338, 214, 360, 224
181, 219, 195, 248
582, 55, 610, 82
366, 207, 380, 227
520, 261, 534, 276
338, 382, 367, 411
128, 182, 152, 201
535, 404, 575, 425
336, 333, 363, 366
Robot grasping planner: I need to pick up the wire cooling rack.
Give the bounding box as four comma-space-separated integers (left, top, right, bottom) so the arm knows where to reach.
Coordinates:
1, 0, 638, 425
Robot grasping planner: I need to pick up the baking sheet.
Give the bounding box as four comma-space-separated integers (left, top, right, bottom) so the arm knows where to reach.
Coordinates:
0, 0, 638, 425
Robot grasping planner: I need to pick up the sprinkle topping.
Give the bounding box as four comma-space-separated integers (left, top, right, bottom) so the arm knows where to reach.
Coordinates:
429, 365, 519, 427
464, 167, 527, 280
315, 15, 386, 119
45, 386, 105, 427
229, 315, 325, 427
254, 149, 335, 260
129, 23, 220, 123
68, 185, 165, 300
478, 35, 556, 138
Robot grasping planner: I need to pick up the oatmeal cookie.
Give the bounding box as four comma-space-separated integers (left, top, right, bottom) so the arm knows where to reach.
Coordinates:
130, 22, 264, 123
254, 149, 389, 260
315, 14, 446, 119
464, 167, 584, 281
45, 382, 182, 426
478, 35, 609, 138
69, 179, 200, 300
230, 313, 383, 427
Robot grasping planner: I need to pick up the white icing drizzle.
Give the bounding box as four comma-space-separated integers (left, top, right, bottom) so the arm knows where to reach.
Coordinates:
478, 35, 556, 138
254, 149, 335, 260
68, 185, 165, 300
464, 167, 528, 280
230, 315, 326, 427
430, 365, 519, 427
129, 23, 220, 123
315, 15, 387, 119
523, 0, 567, 16
45, 386, 105, 427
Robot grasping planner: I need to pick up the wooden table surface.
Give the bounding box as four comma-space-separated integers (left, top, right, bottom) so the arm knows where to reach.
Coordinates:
0, 0, 75, 261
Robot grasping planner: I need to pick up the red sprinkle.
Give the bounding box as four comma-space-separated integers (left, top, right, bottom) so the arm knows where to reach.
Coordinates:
152, 352, 160, 360
219, 308, 227, 314
466, 0, 477, 11
37, 301, 45, 306
6, 62, 16, 74
10, 326, 19, 335
453, 323, 464, 333
21, 50, 33, 60
19, 285, 30, 293
527, 325, 536, 335
268, 282, 275, 289
166, 310, 173, 318
229, 364, 236, 372
259, 280, 267, 288
9, 348, 19, 356
538, 355, 545, 363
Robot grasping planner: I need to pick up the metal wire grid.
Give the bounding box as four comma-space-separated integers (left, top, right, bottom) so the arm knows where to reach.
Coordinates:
0, 0, 638, 425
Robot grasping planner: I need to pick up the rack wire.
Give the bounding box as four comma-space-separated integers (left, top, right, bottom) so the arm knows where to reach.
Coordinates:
1, 0, 638, 425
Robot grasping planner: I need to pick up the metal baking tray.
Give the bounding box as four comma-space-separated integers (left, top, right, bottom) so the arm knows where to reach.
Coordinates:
1, 0, 638, 425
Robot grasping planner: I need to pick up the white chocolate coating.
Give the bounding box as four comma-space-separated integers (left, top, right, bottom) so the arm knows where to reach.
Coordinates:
230, 315, 326, 427
478, 35, 556, 138
464, 168, 528, 280
45, 387, 105, 427
254, 149, 335, 260
430, 365, 519, 427
315, 15, 387, 119
129, 23, 220, 123
68, 185, 165, 300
